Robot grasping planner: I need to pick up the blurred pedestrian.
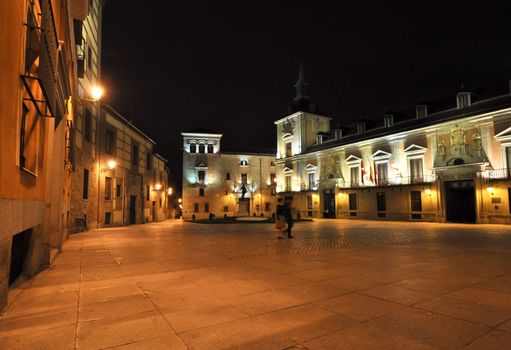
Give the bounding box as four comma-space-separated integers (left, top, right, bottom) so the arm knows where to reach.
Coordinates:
284, 197, 294, 239
275, 198, 286, 239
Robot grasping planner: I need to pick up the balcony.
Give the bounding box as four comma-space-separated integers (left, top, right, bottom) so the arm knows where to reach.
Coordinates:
480, 168, 511, 181
338, 175, 436, 189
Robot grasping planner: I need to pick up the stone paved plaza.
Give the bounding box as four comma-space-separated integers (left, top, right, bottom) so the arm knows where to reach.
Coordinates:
2, 219, 511, 349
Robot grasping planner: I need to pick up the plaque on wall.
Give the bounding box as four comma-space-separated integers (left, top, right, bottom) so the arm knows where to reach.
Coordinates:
491, 197, 501, 204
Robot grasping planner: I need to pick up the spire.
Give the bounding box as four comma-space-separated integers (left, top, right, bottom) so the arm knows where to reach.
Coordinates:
294, 61, 310, 100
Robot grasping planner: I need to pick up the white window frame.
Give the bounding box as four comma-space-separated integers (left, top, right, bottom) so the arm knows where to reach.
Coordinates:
345, 155, 362, 187
404, 144, 427, 184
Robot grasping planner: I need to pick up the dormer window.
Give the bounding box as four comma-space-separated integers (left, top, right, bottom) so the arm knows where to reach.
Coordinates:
416, 105, 428, 119
357, 122, 365, 134
240, 159, 248, 166
384, 114, 394, 128
198, 144, 205, 153
457, 92, 472, 109
190, 143, 197, 153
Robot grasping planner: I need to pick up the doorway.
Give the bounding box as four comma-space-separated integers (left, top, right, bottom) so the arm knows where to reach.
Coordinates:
238, 198, 250, 216
9, 229, 32, 285
152, 201, 156, 221
323, 189, 336, 218
129, 195, 137, 224
444, 180, 476, 223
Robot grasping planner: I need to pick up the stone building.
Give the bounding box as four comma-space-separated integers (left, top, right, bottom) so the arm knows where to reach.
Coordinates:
276, 67, 511, 224
68, 0, 104, 231
97, 106, 172, 227
0, 0, 88, 310
182, 130, 277, 220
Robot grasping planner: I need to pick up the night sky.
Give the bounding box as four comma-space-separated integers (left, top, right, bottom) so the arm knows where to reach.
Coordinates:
101, 1, 511, 182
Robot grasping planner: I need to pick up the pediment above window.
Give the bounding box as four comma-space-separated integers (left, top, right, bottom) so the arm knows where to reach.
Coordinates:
304, 163, 317, 172
195, 163, 208, 170
283, 167, 293, 174
371, 150, 392, 160
495, 126, 511, 142
404, 144, 427, 155
345, 155, 361, 165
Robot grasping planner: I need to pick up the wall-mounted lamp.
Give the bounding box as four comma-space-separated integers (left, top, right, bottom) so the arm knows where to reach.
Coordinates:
167, 188, 173, 195
154, 183, 162, 191
106, 159, 116, 170
91, 86, 104, 102
338, 192, 344, 198
424, 188, 431, 196
178, 198, 182, 203
487, 186, 494, 195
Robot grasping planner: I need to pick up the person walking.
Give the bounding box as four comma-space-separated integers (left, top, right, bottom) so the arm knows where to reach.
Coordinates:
275, 198, 286, 239
283, 197, 294, 239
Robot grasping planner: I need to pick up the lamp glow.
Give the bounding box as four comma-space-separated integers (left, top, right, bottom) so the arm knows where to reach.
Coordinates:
155, 183, 162, 191
167, 188, 173, 195
487, 187, 494, 195
425, 188, 431, 196
91, 86, 104, 101
106, 159, 116, 169
178, 198, 182, 203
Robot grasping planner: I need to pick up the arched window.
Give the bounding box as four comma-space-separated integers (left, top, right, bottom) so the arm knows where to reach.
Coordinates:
198, 144, 205, 153
190, 143, 197, 153
240, 159, 248, 166
207, 144, 214, 153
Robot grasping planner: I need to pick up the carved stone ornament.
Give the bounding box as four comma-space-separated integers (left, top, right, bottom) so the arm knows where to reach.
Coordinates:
281, 120, 295, 136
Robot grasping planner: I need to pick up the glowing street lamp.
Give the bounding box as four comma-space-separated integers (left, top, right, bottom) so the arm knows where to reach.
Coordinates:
106, 159, 116, 170
167, 187, 173, 195
91, 86, 104, 101
154, 183, 162, 191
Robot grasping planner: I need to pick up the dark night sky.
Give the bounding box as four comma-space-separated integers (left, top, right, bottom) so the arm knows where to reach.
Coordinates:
101, 1, 511, 182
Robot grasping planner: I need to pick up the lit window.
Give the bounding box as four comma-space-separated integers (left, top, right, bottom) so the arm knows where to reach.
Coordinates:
285, 142, 292, 157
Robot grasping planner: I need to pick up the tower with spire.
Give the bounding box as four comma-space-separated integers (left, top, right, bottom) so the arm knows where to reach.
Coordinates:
288, 62, 316, 114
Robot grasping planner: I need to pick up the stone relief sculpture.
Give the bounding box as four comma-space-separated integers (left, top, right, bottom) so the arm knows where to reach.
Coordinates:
433, 125, 489, 167
281, 120, 295, 136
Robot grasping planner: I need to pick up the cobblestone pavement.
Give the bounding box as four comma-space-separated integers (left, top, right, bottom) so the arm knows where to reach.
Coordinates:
2, 219, 511, 349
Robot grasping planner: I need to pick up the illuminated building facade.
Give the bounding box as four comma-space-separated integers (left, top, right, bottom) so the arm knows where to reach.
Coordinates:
276, 68, 511, 224
97, 106, 172, 227
181, 130, 277, 220
0, 0, 84, 310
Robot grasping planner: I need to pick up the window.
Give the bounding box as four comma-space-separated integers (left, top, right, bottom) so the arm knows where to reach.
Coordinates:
350, 167, 359, 187
116, 184, 121, 198
223, 205, 229, 212
376, 192, 386, 217
198, 170, 205, 182
146, 152, 152, 170
159, 198, 162, 208
308, 173, 315, 190
307, 195, 313, 217
131, 143, 139, 165
83, 169, 89, 199
410, 158, 424, 183
506, 147, 511, 177
194, 203, 199, 213
241, 173, 247, 184
105, 177, 112, 200
265, 202, 271, 211
376, 163, 388, 185
285, 176, 292, 192
240, 159, 249, 166
146, 185, 150, 201
105, 129, 115, 154
84, 108, 92, 142
207, 144, 214, 153
87, 46, 92, 71
199, 188, 204, 196
226, 172, 231, 181
204, 202, 209, 212
410, 191, 422, 219
198, 144, 205, 153
270, 161, 275, 166
271, 188, 276, 196
349, 193, 357, 216
190, 143, 197, 153
19, 103, 38, 173
105, 212, 111, 225
509, 188, 511, 214
270, 173, 276, 185
285, 142, 292, 157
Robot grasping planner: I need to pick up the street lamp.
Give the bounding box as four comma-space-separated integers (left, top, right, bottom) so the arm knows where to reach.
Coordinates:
91, 86, 104, 101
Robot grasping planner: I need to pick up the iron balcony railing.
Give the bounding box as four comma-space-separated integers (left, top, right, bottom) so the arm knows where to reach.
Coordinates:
480, 168, 511, 181
339, 174, 436, 189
